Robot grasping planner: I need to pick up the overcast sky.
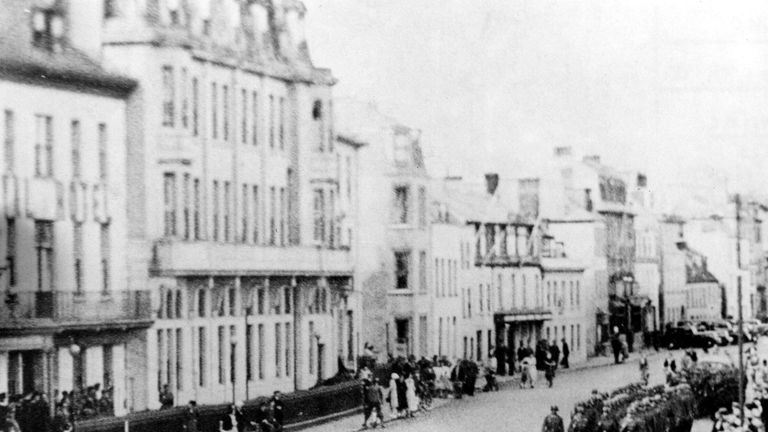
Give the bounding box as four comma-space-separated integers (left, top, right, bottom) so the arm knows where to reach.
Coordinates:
305, 0, 768, 196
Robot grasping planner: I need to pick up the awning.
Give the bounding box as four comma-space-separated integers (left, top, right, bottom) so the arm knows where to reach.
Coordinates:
495, 309, 553, 323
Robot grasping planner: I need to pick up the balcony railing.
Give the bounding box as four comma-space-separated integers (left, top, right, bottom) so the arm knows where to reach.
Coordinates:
0, 290, 152, 328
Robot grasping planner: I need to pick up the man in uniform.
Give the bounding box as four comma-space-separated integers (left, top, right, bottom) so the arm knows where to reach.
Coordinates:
542, 405, 564, 432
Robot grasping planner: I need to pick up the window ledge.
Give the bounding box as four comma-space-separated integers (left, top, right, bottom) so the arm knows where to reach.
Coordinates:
388, 289, 414, 296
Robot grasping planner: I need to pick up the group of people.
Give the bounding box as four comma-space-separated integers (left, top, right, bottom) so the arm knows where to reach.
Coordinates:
0, 382, 114, 432
712, 401, 764, 432
514, 339, 570, 388
179, 391, 284, 432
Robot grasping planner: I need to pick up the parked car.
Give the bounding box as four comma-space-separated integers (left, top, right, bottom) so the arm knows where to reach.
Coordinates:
697, 322, 732, 346
663, 326, 719, 350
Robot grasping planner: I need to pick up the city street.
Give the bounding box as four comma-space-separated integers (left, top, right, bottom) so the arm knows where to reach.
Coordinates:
306, 354, 669, 432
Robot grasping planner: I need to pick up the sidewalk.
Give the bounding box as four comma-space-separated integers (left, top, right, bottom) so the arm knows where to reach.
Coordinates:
292, 349, 666, 432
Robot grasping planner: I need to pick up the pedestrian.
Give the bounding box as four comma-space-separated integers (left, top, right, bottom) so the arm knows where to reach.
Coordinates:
560, 338, 570, 369
387, 373, 400, 416
549, 340, 561, 370
404, 373, 418, 417
252, 402, 276, 432
184, 400, 199, 432
159, 384, 174, 410
463, 360, 478, 396
362, 378, 385, 429
219, 403, 240, 432
396, 374, 408, 417
611, 327, 621, 364
712, 407, 728, 432
639, 353, 649, 385
517, 342, 527, 372
542, 405, 564, 432
270, 391, 285, 431
544, 352, 556, 388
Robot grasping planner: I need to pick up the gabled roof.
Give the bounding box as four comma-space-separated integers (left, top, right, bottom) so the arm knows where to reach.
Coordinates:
432, 178, 529, 226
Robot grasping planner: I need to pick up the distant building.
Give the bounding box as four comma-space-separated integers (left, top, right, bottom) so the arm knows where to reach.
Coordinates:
0, 0, 142, 415
681, 246, 720, 322
101, 0, 360, 408
660, 217, 687, 326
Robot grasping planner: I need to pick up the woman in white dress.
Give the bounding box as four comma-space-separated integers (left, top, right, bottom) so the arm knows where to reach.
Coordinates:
388, 373, 400, 418
405, 373, 419, 417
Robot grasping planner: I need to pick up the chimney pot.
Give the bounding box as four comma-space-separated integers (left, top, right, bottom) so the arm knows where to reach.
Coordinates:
485, 173, 499, 195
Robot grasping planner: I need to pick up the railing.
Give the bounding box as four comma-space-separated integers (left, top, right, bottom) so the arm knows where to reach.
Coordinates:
0, 290, 151, 325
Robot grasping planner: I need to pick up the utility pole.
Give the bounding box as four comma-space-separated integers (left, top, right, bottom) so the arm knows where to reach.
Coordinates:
736, 193, 744, 426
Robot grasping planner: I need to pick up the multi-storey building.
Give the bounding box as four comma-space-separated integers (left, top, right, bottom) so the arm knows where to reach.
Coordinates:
0, 0, 147, 416
682, 246, 720, 322
631, 173, 661, 339
335, 99, 430, 360
659, 217, 687, 326
99, 1, 360, 409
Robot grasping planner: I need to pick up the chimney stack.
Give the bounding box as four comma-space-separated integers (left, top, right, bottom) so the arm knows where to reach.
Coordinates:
554, 146, 572, 157
583, 155, 601, 164
637, 173, 647, 188
485, 173, 499, 196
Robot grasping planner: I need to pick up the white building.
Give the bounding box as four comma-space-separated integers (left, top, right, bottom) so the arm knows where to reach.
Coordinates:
99, 0, 361, 409
0, 0, 144, 416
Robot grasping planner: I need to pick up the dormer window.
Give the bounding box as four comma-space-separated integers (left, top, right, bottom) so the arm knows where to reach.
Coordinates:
32, 8, 65, 52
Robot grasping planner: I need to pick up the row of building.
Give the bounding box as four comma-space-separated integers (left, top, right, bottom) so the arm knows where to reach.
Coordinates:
0, 0, 766, 418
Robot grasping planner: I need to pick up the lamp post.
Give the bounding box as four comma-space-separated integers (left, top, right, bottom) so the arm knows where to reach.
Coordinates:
623, 275, 634, 352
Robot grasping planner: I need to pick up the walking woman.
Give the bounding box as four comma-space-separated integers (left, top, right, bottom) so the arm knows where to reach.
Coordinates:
544, 352, 556, 388
387, 373, 400, 418
404, 373, 419, 418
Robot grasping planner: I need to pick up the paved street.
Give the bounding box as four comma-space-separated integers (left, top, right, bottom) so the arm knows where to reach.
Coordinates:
305, 353, 669, 432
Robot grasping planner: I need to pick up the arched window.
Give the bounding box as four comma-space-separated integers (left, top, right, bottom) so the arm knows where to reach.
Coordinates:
312, 100, 323, 120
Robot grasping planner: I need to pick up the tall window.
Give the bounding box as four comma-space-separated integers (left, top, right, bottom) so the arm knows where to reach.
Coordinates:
279, 187, 286, 246
418, 186, 426, 228
313, 189, 325, 244
70, 120, 81, 178
327, 189, 335, 247
308, 321, 315, 374
183, 174, 190, 239
193, 178, 201, 240
163, 173, 177, 236
269, 186, 276, 245
217, 326, 225, 384
212, 181, 220, 241
192, 77, 199, 136
258, 324, 265, 379
246, 324, 253, 381
32, 8, 64, 51
34, 221, 54, 292
6, 218, 15, 287
275, 323, 282, 377
98, 123, 108, 182
181, 68, 188, 129
312, 100, 324, 151
278, 97, 285, 150
285, 322, 291, 377
162, 66, 174, 127
3, 110, 13, 173
393, 186, 409, 224
241, 185, 249, 243
222, 85, 229, 141
100, 223, 110, 293
252, 186, 260, 244
269, 95, 275, 148
241, 89, 247, 144
35, 114, 53, 177
252, 91, 259, 146
211, 83, 218, 139
394, 251, 410, 290
419, 251, 427, 293
73, 223, 83, 294
223, 181, 231, 241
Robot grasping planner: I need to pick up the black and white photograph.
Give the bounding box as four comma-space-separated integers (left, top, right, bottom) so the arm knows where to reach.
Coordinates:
0, 1, 767, 431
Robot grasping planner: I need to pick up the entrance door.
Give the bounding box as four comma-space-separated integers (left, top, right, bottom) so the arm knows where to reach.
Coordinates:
317, 343, 325, 381
395, 319, 410, 356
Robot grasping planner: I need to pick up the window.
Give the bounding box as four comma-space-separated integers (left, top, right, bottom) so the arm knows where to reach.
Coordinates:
229, 326, 236, 383
100, 223, 110, 293
279, 97, 285, 150
223, 181, 231, 241
497, 274, 503, 309
211, 83, 218, 139
241, 89, 247, 144
327, 189, 335, 248
434, 259, 440, 297
183, 174, 190, 239
70, 120, 81, 178
522, 275, 527, 307
313, 189, 325, 244
280, 187, 286, 246
393, 186, 409, 224
419, 315, 428, 356
163, 173, 177, 236
284, 287, 292, 314
438, 317, 443, 355
269, 95, 275, 148
193, 178, 201, 240
223, 85, 229, 141
175, 329, 183, 391
285, 322, 291, 377
252, 186, 260, 244
328, 100, 334, 152
487, 284, 491, 311
162, 66, 175, 127
35, 115, 53, 177
312, 100, 323, 151
198, 289, 207, 318
217, 326, 225, 384
241, 185, 249, 243
32, 8, 64, 51
418, 186, 426, 228
395, 251, 410, 289
3, 110, 13, 173
546, 281, 551, 307
419, 251, 427, 293
192, 78, 199, 136
570, 281, 574, 308
212, 180, 220, 241
104, 0, 117, 18
246, 324, 253, 381
479, 284, 484, 312
269, 186, 276, 245
257, 324, 265, 379
4, 219, 14, 288
308, 321, 315, 374
73, 223, 83, 293
181, 68, 188, 129
252, 91, 259, 146
98, 123, 108, 181
34, 221, 54, 292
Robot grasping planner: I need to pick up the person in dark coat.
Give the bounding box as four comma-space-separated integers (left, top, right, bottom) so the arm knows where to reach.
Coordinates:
270, 391, 285, 431
159, 384, 174, 409
549, 341, 561, 370
561, 339, 570, 369
610, 327, 622, 364
517, 342, 527, 372
544, 352, 556, 388
396, 375, 408, 414
542, 405, 564, 432
361, 379, 384, 429
183, 400, 199, 432
463, 360, 478, 396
